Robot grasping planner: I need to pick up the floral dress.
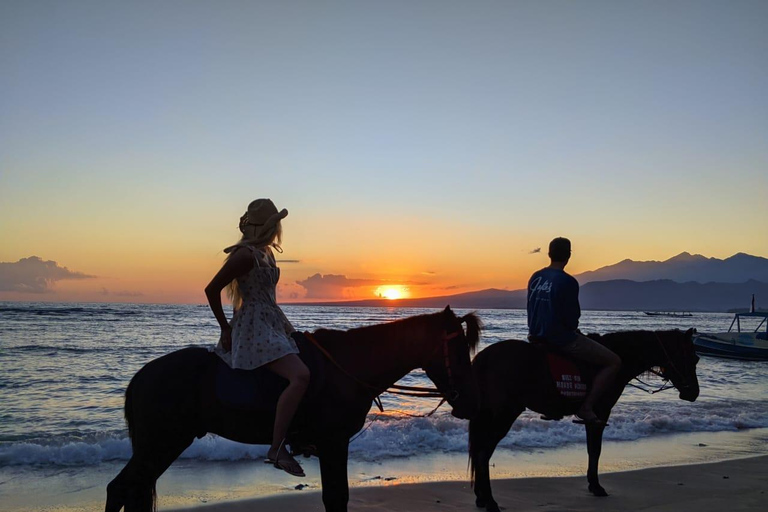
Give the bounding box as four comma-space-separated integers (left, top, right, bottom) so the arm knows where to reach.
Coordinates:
215, 246, 298, 370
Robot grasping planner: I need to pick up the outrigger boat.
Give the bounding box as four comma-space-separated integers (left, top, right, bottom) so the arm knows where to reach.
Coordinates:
644, 311, 693, 317
694, 295, 768, 361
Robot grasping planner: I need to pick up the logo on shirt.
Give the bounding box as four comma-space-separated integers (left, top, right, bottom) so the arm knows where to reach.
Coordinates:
530, 276, 552, 294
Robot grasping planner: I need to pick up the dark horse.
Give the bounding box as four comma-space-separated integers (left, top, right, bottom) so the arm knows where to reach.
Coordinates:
469, 329, 700, 512
106, 306, 480, 512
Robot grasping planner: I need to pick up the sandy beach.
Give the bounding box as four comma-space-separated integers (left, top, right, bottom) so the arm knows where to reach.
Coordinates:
4, 429, 768, 512
170, 455, 768, 512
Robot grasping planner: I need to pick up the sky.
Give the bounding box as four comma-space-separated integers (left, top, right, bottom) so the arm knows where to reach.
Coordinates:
1, 0, 767, 304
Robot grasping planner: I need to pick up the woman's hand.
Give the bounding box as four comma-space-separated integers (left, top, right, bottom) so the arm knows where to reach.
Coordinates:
220, 326, 233, 352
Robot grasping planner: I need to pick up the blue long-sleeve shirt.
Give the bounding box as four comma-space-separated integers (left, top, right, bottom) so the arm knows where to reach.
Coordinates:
527, 267, 580, 346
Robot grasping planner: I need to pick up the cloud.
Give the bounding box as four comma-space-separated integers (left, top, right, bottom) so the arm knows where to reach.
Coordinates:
276, 259, 300, 263
0, 256, 95, 293
529, 247, 541, 254
296, 273, 382, 299
277, 282, 308, 300
421, 270, 437, 276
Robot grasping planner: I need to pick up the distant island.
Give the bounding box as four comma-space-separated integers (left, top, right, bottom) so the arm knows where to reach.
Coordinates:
289, 252, 768, 312
291, 279, 768, 312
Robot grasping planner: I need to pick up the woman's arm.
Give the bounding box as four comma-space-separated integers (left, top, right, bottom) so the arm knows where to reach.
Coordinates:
205, 248, 254, 349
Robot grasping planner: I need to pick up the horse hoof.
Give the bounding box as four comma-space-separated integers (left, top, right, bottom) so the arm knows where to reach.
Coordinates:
589, 484, 609, 497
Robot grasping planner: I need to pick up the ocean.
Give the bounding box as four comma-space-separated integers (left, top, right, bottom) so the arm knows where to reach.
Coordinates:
2, 302, 768, 510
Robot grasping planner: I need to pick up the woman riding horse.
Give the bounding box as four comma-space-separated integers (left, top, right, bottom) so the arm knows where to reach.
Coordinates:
206, 198, 308, 477
106, 307, 481, 512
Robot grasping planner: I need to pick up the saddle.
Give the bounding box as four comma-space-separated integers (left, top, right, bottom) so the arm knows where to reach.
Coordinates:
211, 332, 325, 411
530, 340, 595, 421
544, 351, 589, 400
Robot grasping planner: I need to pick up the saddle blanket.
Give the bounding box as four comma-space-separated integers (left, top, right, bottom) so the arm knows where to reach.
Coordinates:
214, 332, 323, 410
546, 353, 588, 399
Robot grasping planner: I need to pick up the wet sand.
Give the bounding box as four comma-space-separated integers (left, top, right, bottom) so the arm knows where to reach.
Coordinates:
170, 455, 768, 512
4, 430, 767, 511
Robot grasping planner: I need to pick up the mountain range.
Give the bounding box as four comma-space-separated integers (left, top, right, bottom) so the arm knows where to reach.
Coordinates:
300, 252, 768, 312
574, 252, 768, 284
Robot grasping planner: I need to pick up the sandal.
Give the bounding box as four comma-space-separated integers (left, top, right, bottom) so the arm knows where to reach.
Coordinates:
265, 440, 306, 477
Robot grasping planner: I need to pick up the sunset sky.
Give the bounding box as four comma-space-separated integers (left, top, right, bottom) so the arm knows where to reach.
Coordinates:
1, 0, 767, 304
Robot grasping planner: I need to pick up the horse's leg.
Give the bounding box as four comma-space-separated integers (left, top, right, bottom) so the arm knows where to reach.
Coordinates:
470, 407, 523, 512
121, 434, 195, 512
120, 453, 155, 512
317, 435, 350, 512
585, 423, 608, 496
106, 458, 137, 512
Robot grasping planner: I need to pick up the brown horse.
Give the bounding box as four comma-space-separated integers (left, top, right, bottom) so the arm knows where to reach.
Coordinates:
106, 306, 480, 512
469, 329, 700, 512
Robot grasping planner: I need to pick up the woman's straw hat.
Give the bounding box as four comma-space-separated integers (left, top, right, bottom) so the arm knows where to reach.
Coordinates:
223, 198, 288, 253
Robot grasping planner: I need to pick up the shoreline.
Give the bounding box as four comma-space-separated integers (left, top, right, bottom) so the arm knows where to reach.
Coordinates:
3, 428, 768, 511
169, 455, 768, 512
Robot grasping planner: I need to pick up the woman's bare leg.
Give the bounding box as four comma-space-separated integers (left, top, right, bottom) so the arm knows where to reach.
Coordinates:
265, 354, 310, 476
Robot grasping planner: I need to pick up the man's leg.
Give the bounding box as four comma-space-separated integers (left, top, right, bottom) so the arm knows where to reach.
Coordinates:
559, 335, 621, 421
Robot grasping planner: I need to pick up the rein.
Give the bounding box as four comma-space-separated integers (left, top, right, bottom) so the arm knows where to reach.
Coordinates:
627, 333, 682, 394
627, 368, 675, 394
302, 329, 458, 411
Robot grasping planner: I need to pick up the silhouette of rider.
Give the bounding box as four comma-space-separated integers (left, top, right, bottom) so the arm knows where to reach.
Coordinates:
527, 237, 621, 424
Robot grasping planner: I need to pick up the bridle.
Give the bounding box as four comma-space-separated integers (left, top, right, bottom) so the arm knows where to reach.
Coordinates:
628, 332, 694, 395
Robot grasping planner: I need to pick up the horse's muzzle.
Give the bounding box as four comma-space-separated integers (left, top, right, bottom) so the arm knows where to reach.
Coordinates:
679, 387, 699, 402
450, 402, 479, 420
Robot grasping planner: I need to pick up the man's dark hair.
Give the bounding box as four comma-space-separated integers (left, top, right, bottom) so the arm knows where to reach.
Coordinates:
548, 237, 571, 262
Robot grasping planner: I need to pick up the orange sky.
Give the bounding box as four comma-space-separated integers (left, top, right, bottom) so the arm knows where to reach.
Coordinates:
2, 2, 767, 305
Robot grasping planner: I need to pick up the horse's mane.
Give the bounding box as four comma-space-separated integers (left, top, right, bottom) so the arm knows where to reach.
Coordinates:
589, 329, 680, 379
312, 310, 481, 353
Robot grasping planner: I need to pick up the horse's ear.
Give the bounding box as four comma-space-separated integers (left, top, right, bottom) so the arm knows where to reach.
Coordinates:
444, 305, 452, 315
685, 328, 695, 337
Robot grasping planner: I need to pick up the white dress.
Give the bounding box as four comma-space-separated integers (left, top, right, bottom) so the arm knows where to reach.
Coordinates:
215, 246, 298, 370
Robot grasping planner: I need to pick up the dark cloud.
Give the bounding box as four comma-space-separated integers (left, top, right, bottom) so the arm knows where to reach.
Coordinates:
529, 247, 541, 254
0, 256, 95, 293
276, 259, 300, 263
422, 270, 437, 276
296, 273, 382, 299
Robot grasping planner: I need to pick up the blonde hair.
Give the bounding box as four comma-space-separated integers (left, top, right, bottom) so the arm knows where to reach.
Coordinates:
226, 222, 283, 311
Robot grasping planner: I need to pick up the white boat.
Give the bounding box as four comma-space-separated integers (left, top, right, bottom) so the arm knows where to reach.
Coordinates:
644, 311, 693, 317
694, 297, 768, 361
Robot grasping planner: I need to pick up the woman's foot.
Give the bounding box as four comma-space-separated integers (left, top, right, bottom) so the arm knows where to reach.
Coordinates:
266, 444, 305, 477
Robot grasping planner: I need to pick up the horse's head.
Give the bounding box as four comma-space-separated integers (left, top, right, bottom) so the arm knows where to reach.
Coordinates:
654, 328, 700, 402
421, 306, 481, 420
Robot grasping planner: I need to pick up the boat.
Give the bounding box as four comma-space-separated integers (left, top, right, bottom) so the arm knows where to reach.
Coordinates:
693, 296, 768, 361
644, 311, 693, 317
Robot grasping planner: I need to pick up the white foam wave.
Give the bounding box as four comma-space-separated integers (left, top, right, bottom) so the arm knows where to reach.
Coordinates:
3, 402, 767, 468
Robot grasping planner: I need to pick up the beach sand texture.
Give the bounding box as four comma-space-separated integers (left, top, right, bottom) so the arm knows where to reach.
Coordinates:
170, 455, 768, 512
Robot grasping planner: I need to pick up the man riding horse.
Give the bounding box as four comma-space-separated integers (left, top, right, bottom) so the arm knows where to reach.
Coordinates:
527, 237, 621, 425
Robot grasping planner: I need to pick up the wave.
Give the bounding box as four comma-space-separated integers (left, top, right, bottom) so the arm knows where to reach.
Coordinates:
2, 403, 767, 468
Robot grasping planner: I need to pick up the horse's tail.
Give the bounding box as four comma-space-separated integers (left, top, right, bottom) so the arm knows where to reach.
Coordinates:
124, 378, 136, 451
468, 412, 480, 487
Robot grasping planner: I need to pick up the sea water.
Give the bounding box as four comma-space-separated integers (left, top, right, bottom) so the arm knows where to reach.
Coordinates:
1, 303, 767, 509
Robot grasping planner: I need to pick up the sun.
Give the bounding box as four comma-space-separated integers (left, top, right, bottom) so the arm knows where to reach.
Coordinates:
375, 285, 409, 300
